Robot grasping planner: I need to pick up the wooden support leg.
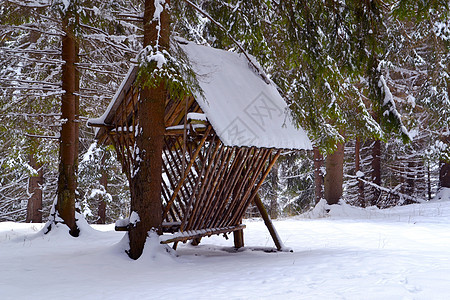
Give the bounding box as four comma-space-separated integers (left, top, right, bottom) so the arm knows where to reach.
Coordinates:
233, 228, 244, 249
172, 241, 179, 250
191, 237, 202, 246
253, 194, 284, 251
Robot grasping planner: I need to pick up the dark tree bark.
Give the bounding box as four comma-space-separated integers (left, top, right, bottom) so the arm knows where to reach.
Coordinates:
427, 162, 432, 200
355, 138, 365, 207
313, 147, 324, 204
440, 161, 450, 188
27, 154, 43, 223
324, 142, 344, 205
406, 161, 416, 196
268, 161, 279, 219
97, 154, 107, 224
127, 0, 170, 260
371, 139, 381, 205
55, 10, 79, 236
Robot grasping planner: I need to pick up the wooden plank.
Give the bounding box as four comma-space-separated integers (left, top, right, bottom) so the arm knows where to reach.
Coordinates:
195, 146, 232, 229
160, 224, 246, 244
249, 150, 283, 250
221, 147, 262, 227
182, 134, 219, 231
209, 147, 249, 228
188, 140, 224, 230
229, 148, 272, 225
162, 126, 212, 220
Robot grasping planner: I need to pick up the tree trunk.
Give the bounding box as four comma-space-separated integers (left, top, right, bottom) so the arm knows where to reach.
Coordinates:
97, 154, 107, 224
127, 0, 170, 260
406, 161, 415, 196
55, 10, 79, 236
324, 142, 344, 205
355, 138, 365, 207
313, 147, 324, 204
440, 161, 450, 188
268, 161, 278, 219
371, 139, 381, 205
27, 154, 43, 223
427, 162, 432, 200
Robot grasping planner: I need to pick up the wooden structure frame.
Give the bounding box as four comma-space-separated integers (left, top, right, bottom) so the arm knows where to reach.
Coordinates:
89, 41, 311, 250
90, 67, 283, 249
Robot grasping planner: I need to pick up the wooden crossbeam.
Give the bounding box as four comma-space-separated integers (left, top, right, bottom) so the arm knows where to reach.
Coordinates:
160, 224, 246, 244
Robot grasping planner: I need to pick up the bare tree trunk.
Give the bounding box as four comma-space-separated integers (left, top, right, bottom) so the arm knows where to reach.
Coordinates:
27, 154, 43, 223
406, 161, 416, 196
97, 154, 107, 224
324, 142, 344, 205
371, 139, 381, 205
268, 161, 279, 219
427, 162, 432, 200
313, 147, 324, 204
55, 9, 79, 236
127, 0, 170, 260
355, 138, 365, 207
440, 161, 450, 188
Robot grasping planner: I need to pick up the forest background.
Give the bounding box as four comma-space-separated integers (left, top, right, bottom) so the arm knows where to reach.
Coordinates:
0, 0, 449, 224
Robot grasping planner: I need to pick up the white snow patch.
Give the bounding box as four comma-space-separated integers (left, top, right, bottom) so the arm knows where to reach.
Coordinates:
129, 211, 140, 226
2, 192, 450, 299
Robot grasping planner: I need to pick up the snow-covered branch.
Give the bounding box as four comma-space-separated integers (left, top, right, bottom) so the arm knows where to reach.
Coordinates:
181, 0, 270, 84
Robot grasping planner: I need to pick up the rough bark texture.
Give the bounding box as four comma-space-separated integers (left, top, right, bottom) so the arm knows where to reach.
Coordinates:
406, 161, 416, 196
27, 154, 43, 223
268, 161, 279, 219
440, 161, 450, 188
313, 147, 324, 204
127, 0, 170, 260
355, 138, 365, 207
324, 143, 344, 205
97, 155, 107, 224
371, 139, 381, 205
55, 11, 78, 236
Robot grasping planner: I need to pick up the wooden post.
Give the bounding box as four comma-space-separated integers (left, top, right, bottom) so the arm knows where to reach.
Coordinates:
233, 228, 244, 249
253, 194, 283, 251
250, 151, 284, 251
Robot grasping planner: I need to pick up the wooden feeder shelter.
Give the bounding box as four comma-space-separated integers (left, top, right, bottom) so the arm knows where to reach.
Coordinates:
88, 40, 311, 250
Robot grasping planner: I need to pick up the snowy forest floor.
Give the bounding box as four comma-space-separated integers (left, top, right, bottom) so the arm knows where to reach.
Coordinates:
1, 189, 450, 300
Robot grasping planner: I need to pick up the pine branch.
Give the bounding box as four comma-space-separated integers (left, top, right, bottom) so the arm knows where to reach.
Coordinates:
181, 0, 270, 84
1, 77, 61, 87
346, 174, 426, 203
0, 24, 64, 37
25, 133, 60, 139
1, 48, 61, 55
6, 0, 51, 8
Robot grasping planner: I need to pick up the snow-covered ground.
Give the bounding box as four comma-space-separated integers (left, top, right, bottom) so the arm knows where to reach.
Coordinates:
1, 189, 450, 300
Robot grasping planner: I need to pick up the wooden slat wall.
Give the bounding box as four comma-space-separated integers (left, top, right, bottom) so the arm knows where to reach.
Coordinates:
102, 86, 282, 239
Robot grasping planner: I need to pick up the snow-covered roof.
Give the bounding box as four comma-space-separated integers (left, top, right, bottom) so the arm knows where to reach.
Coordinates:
179, 41, 311, 150
88, 40, 312, 150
